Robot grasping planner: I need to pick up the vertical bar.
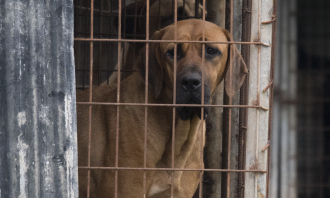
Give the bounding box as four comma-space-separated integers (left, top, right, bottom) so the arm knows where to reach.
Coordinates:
199, 1, 206, 197
254, 1, 261, 197
225, 0, 234, 197
143, 0, 150, 197
171, 0, 178, 196
232, 0, 244, 197
98, 0, 104, 85
238, 1, 252, 197
115, 0, 122, 197
87, 1, 94, 198
266, 0, 277, 196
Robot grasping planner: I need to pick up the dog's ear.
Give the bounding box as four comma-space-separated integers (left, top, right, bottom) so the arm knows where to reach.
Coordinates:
222, 29, 248, 98
137, 29, 166, 98
114, 1, 146, 39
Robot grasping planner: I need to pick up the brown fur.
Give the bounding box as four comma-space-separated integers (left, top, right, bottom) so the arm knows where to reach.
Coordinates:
77, 19, 247, 198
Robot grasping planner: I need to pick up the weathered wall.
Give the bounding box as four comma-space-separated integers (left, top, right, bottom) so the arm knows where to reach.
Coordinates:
0, 1, 78, 197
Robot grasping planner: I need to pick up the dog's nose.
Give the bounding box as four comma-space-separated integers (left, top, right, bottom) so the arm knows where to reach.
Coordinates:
181, 76, 202, 91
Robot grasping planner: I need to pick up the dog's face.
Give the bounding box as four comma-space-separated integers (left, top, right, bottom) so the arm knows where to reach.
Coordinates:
160, 20, 229, 120
139, 19, 247, 121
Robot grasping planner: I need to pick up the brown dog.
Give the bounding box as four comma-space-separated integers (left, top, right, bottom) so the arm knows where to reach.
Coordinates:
77, 19, 247, 198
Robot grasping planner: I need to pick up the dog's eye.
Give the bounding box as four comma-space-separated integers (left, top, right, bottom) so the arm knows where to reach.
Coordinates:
205, 46, 221, 59
166, 49, 175, 58
166, 48, 183, 60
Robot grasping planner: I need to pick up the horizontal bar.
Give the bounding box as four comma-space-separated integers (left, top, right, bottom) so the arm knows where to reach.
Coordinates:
74, 38, 270, 46
75, 69, 138, 73
78, 166, 267, 173
76, 102, 269, 110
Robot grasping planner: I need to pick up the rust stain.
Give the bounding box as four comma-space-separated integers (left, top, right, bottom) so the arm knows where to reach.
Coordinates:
257, 184, 265, 198
252, 99, 259, 106
250, 163, 256, 170
253, 37, 261, 43
250, 159, 259, 170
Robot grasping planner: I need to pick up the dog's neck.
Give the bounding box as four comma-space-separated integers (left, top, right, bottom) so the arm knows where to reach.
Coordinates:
162, 115, 203, 165
150, 114, 204, 193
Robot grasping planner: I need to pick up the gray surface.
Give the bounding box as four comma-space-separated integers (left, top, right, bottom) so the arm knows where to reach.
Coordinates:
244, 0, 273, 197
0, 1, 78, 197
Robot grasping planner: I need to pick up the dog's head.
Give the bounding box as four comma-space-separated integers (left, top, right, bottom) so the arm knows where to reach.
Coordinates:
138, 19, 247, 120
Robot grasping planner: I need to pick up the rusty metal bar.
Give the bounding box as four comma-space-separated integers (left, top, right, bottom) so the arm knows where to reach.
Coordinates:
87, 0, 94, 197
75, 68, 139, 72
266, 0, 277, 197
115, 0, 122, 197
78, 166, 267, 173
261, 16, 277, 24
199, 1, 207, 197
225, 0, 234, 197
74, 38, 270, 45
238, 0, 252, 197
143, 0, 150, 196
254, 0, 262, 196
171, 0, 178, 196
262, 142, 270, 152
262, 80, 273, 92
73, 12, 196, 19
77, 102, 269, 110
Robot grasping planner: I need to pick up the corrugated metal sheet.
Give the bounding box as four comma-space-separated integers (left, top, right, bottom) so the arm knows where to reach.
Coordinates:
0, 1, 78, 197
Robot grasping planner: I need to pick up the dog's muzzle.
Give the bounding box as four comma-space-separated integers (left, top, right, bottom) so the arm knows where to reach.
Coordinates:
176, 71, 210, 120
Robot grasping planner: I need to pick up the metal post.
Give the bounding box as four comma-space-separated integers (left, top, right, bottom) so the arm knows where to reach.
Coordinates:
244, 0, 274, 197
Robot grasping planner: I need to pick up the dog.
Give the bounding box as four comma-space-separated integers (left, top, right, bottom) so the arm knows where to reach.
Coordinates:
77, 19, 247, 198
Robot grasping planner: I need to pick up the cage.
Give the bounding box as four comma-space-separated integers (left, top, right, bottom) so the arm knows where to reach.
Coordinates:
74, 0, 275, 197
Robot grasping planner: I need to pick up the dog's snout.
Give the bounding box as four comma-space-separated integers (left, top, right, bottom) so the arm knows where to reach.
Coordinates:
181, 76, 202, 91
